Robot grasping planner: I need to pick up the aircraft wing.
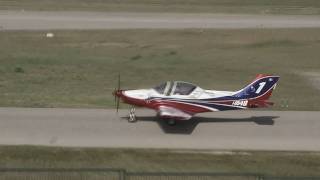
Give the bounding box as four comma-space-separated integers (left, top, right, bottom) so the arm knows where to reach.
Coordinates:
156, 106, 193, 120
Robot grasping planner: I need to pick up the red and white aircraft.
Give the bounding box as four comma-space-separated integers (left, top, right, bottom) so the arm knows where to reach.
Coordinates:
113, 74, 279, 125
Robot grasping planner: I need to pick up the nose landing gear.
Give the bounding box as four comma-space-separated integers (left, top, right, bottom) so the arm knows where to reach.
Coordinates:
128, 107, 137, 123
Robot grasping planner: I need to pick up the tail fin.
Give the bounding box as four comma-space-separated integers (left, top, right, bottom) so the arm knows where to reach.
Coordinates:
233, 74, 280, 107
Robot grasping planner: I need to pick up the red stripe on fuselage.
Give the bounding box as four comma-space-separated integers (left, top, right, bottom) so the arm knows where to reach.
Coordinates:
117, 90, 210, 114
146, 100, 210, 114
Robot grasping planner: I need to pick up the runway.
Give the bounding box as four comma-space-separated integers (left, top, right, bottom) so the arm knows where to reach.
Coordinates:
0, 11, 320, 30
0, 108, 319, 151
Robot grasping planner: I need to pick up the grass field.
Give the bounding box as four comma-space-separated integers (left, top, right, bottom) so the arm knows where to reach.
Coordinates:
0, 0, 320, 15
0, 146, 319, 177
0, 29, 320, 110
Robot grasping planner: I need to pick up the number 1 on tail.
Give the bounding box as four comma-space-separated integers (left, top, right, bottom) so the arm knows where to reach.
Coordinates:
255, 82, 266, 94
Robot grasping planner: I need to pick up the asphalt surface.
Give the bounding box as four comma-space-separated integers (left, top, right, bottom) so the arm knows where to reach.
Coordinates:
0, 11, 320, 30
0, 108, 319, 151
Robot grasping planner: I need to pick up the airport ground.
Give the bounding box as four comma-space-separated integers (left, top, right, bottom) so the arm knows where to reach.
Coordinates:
0, 28, 320, 110
0, 0, 320, 15
1, 146, 320, 177
0, 0, 320, 177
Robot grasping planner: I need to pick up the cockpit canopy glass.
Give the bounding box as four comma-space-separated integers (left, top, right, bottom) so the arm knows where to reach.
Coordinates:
173, 82, 197, 95
153, 81, 197, 96
153, 82, 167, 94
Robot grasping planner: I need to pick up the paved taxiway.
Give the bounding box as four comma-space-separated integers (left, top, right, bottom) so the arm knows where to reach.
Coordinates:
0, 11, 320, 30
0, 108, 319, 151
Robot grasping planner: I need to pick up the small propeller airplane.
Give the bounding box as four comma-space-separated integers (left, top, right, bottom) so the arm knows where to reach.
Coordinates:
113, 74, 280, 125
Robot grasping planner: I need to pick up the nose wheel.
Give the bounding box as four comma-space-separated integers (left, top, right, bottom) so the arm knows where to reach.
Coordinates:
128, 107, 137, 123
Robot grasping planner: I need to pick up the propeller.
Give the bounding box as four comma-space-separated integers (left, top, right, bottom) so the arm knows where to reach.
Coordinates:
113, 73, 121, 113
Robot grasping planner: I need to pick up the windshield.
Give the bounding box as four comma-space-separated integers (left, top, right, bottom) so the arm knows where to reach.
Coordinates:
153, 82, 167, 94
173, 82, 196, 95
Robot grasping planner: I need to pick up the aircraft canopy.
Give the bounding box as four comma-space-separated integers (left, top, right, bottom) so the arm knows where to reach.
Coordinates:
153, 81, 197, 96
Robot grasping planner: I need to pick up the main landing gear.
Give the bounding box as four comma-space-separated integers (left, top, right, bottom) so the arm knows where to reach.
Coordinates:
167, 119, 176, 126
128, 107, 137, 123
127, 108, 177, 125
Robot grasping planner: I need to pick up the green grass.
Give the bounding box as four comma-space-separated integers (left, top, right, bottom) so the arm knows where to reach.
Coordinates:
0, 29, 320, 110
0, 0, 320, 15
0, 146, 320, 177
